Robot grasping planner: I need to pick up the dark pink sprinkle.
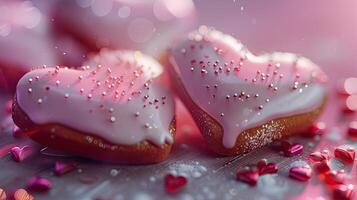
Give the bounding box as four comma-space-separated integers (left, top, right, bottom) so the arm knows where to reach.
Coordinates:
236, 167, 259, 186
334, 146, 355, 164
284, 143, 303, 157
10, 145, 32, 162
27, 176, 52, 192
54, 161, 78, 176
309, 150, 330, 162
257, 159, 278, 175
289, 166, 312, 182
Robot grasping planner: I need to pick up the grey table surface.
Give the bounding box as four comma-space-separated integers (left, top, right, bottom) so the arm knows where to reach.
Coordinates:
0, 86, 356, 200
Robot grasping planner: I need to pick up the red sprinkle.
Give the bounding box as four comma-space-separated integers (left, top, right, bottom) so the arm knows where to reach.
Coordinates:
334, 146, 355, 164
332, 184, 355, 200
325, 170, 345, 186
289, 166, 312, 182
348, 121, 357, 139
315, 160, 330, 174
164, 174, 187, 194
257, 159, 278, 175
27, 176, 52, 192
54, 161, 78, 176
236, 167, 259, 186
10, 145, 33, 162
309, 150, 330, 162
284, 143, 303, 157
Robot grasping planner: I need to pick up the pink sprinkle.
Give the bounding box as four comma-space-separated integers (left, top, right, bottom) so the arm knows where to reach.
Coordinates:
27, 176, 52, 192
289, 166, 312, 182
309, 150, 330, 162
54, 161, 78, 176
10, 145, 33, 162
284, 143, 303, 157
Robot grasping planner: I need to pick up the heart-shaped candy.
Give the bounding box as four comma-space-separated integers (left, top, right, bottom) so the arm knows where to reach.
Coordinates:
164, 174, 188, 194
10, 145, 33, 162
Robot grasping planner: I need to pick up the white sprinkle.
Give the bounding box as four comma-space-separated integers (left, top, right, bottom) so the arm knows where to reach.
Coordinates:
37, 98, 43, 104
28, 88, 33, 93
110, 116, 116, 123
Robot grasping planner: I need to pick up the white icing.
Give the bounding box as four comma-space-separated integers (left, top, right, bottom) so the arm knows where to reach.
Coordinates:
170, 27, 327, 148
16, 50, 175, 146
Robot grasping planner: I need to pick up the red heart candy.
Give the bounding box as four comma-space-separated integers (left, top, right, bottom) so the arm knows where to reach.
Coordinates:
284, 143, 303, 157
10, 145, 33, 162
334, 146, 355, 164
325, 170, 345, 186
236, 167, 259, 186
164, 174, 187, 194
54, 161, 78, 176
257, 159, 278, 175
27, 176, 52, 192
309, 150, 330, 162
332, 184, 355, 200
289, 166, 312, 182
315, 160, 330, 174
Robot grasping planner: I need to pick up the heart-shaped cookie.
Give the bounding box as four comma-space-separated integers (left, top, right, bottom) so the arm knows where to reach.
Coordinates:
13, 49, 175, 164
168, 26, 327, 155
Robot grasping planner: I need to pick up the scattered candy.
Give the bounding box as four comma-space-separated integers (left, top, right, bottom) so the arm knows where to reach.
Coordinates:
10, 145, 33, 162
13, 189, 34, 200
27, 176, 52, 192
54, 161, 78, 176
0, 188, 6, 200
289, 166, 312, 182
309, 150, 330, 162
348, 121, 357, 139
284, 142, 303, 157
164, 174, 188, 194
236, 167, 259, 186
305, 122, 326, 137
324, 170, 345, 186
332, 184, 355, 200
315, 160, 330, 174
257, 159, 278, 175
334, 146, 355, 164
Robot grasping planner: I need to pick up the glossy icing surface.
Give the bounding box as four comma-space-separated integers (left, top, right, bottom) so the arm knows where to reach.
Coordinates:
16, 50, 175, 146
0, 1, 57, 70
170, 27, 327, 148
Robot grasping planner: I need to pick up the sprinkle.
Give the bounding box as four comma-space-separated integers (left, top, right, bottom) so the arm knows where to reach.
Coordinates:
54, 161, 78, 176
165, 174, 187, 194
27, 176, 52, 192
10, 145, 33, 162
37, 98, 43, 104
28, 88, 32, 93
334, 146, 355, 164
236, 167, 259, 186
110, 116, 116, 123
289, 166, 311, 182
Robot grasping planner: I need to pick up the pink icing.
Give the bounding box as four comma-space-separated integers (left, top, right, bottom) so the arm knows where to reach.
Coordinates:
16, 50, 175, 146
169, 27, 327, 148
53, 0, 196, 56
0, 1, 57, 70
